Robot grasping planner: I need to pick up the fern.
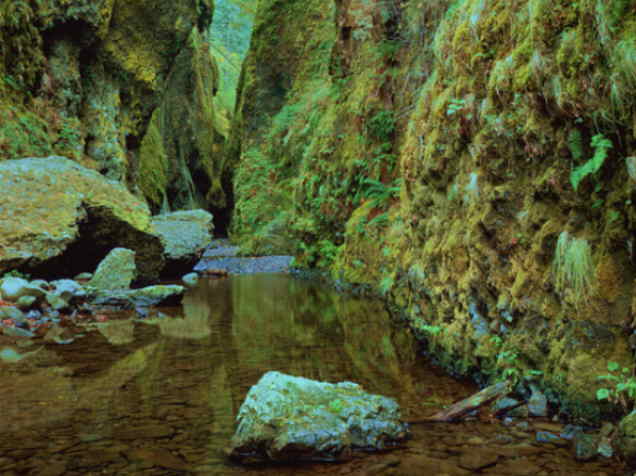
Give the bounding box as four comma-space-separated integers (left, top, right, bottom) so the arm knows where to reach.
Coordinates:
570, 134, 612, 191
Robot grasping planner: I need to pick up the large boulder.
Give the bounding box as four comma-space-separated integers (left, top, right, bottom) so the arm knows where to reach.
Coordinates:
229, 371, 409, 463
0, 157, 164, 281
151, 210, 214, 276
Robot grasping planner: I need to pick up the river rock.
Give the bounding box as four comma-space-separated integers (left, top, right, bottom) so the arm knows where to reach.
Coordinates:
50, 279, 86, 302
182, 272, 199, 287
528, 385, 548, 417
151, 210, 214, 276
0, 277, 46, 302
91, 285, 185, 308
15, 296, 37, 310
229, 371, 409, 463
0, 157, 164, 281
88, 248, 136, 291
0, 306, 27, 323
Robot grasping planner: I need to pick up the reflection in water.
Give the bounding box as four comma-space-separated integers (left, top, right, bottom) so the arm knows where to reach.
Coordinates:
0, 275, 621, 475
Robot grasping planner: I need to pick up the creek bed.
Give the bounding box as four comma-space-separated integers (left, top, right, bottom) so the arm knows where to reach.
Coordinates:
0, 274, 625, 475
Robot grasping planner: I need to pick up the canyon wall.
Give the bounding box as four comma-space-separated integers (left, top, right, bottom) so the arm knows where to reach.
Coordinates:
230, 0, 636, 421
0, 0, 227, 212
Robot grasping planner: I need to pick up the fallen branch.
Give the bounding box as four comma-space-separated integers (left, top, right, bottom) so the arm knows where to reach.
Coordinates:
409, 381, 511, 424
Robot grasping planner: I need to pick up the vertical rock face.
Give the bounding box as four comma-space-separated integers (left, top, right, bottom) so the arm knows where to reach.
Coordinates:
231, 0, 636, 421
0, 0, 222, 212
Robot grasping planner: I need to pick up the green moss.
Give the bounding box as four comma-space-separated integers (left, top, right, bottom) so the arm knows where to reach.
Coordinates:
553, 231, 595, 303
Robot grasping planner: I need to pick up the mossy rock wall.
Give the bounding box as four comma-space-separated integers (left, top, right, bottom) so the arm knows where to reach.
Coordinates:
0, 0, 223, 212
231, 0, 636, 421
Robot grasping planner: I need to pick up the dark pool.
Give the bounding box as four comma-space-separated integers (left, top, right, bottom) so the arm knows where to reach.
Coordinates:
0, 275, 625, 475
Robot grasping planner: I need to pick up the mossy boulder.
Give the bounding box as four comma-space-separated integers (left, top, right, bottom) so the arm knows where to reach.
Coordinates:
229, 371, 408, 463
0, 157, 164, 281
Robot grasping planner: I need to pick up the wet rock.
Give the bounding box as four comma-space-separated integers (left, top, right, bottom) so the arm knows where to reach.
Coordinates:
0, 157, 164, 281
92, 285, 185, 308
151, 210, 214, 276
0, 277, 46, 302
50, 279, 86, 302
229, 371, 409, 463
528, 385, 548, 417
45, 293, 69, 312
493, 397, 522, 416
182, 272, 199, 287
0, 306, 27, 323
574, 433, 598, 461
88, 248, 137, 291
597, 436, 614, 458
15, 296, 37, 311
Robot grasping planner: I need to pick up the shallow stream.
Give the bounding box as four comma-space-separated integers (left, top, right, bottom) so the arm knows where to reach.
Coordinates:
0, 275, 625, 475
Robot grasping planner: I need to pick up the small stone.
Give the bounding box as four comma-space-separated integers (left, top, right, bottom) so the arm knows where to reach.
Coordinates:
574, 433, 598, 461
0, 277, 45, 301
15, 296, 37, 310
31, 279, 50, 289
50, 279, 86, 302
0, 306, 26, 323
528, 385, 548, 417
182, 272, 199, 287
46, 293, 69, 311
597, 436, 614, 458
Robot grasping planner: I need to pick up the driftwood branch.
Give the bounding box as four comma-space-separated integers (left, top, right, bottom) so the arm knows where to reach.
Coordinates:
409, 381, 511, 424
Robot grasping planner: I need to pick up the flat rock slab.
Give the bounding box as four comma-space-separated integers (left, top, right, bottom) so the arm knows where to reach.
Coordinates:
229, 371, 409, 463
202, 239, 239, 258
194, 256, 293, 275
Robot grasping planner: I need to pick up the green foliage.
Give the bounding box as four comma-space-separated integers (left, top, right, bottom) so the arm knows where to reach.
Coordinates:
570, 134, 613, 191
596, 361, 636, 411
379, 273, 395, 295
357, 178, 401, 209
366, 110, 395, 142
446, 98, 466, 117
553, 231, 594, 303
567, 129, 583, 161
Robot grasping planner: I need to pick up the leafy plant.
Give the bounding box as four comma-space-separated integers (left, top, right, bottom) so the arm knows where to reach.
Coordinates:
570, 133, 613, 191
446, 98, 466, 116
596, 361, 636, 411
367, 110, 395, 142
359, 178, 401, 208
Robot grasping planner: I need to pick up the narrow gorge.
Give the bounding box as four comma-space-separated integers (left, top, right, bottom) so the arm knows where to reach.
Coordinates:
2, 0, 636, 474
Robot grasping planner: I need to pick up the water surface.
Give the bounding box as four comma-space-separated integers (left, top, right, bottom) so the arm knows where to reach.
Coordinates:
0, 275, 624, 475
